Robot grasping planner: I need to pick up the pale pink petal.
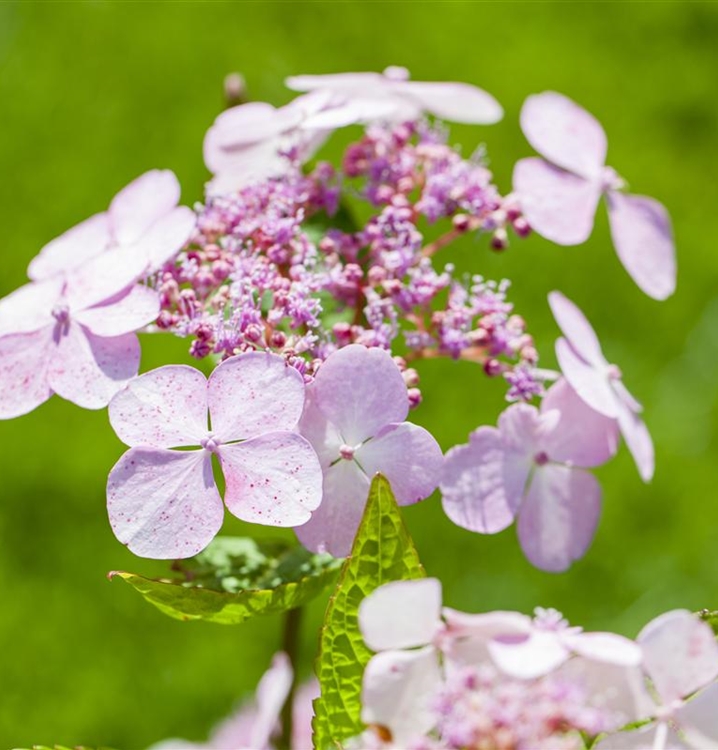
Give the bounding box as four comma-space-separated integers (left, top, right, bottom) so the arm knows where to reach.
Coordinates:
247, 652, 293, 750
638, 610, 718, 704
497, 402, 544, 455
520, 92, 607, 179
47, 323, 140, 409
541, 378, 620, 467
616, 400, 655, 483
294, 458, 370, 557
300, 97, 399, 129
556, 337, 619, 418
613, 378, 643, 414
108, 170, 181, 246
28, 212, 111, 281
107, 447, 223, 559
677, 681, 718, 748
400, 81, 503, 124
206, 141, 293, 196
548, 291, 607, 367
74, 285, 159, 337
355, 422, 442, 506
129, 205, 196, 272
147, 740, 201, 750
219, 432, 322, 527
64, 248, 147, 312
359, 579, 442, 651
489, 630, 569, 679
608, 191, 677, 301
292, 679, 320, 750
310, 345, 408, 445
517, 465, 601, 572
208, 352, 306, 443
285, 72, 385, 92
564, 631, 642, 666
108, 365, 209, 448
0, 328, 53, 419
361, 646, 441, 747
0, 278, 61, 336
440, 428, 523, 534
514, 157, 601, 245
298, 391, 344, 469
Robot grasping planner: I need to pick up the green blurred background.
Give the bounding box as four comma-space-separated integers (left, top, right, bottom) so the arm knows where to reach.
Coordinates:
1, 1, 717, 747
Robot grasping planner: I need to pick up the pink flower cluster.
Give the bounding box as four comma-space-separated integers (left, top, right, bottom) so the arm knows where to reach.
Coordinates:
351, 580, 718, 750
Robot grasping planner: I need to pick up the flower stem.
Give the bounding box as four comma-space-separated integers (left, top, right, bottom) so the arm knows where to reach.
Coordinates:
278, 605, 303, 750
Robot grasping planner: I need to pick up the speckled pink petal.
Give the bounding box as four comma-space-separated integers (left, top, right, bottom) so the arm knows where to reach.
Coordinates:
208, 352, 306, 443
47, 323, 140, 409
108, 170, 181, 246
615, 400, 655, 483
361, 646, 441, 747
0, 278, 61, 336
517, 464, 601, 572
108, 365, 209, 448
563, 631, 642, 666
219, 432, 322, 528
401, 81, 503, 124
247, 652, 293, 750
677, 681, 718, 748
74, 285, 159, 337
520, 92, 607, 179
355, 422, 442, 507
107, 447, 223, 559
513, 157, 601, 245
541, 378, 619, 467
28, 212, 111, 281
295, 458, 370, 557
359, 579, 442, 652
489, 629, 569, 679
548, 291, 608, 367
129, 205, 196, 272
0, 328, 53, 419
638, 610, 718, 704
555, 337, 619, 418
440, 427, 524, 534
310, 344, 409, 445
608, 191, 676, 301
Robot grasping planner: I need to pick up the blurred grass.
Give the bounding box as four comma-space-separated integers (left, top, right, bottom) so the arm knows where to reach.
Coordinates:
1, 1, 717, 747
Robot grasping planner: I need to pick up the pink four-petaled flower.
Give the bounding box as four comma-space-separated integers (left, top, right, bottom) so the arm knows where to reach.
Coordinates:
107, 352, 323, 559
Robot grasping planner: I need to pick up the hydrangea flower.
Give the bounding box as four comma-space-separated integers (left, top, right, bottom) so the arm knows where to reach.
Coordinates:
0, 250, 158, 417
513, 91, 676, 300
28, 169, 195, 279
550, 290, 654, 481
106, 352, 323, 558
440, 377, 619, 571
295, 344, 443, 557
286, 66, 503, 127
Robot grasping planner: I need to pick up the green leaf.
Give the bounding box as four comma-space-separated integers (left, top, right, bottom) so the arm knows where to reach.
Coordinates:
698, 608, 718, 635
110, 537, 342, 625
13, 746, 116, 750
312, 474, 425, 750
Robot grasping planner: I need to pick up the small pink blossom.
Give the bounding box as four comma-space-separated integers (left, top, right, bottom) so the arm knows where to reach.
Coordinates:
549, 290, 654, 481
107, 352, 323, 558
295, 344, 443, 557
513, 92, 676, 300
440, 377, 619, 571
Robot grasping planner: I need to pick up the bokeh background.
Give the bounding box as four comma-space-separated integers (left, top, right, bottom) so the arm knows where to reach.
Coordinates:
1, 1, 717, 747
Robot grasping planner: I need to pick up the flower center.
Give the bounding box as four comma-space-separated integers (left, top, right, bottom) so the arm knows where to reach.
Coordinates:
51, 304, 70, 324
200, 435, 221, 453
606, 363, 622, 380
534, 451, 549, 466
339, 443, 356, 461
600, 166, 625, 192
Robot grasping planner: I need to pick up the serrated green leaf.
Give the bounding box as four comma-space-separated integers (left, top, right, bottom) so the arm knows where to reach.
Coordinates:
312, 474, 425, 750
698, 608, 718, 635
110, 537, 342, 625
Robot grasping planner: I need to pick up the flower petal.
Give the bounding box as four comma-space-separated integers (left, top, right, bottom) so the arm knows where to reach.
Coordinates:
361, 646, 441, 747
400, 81, 503, 124
28, 212, 111, 281
107, 447, 223, 559
355, 422, 442, 506
0, 278, 61, 336
548, 290, 607, 367
440, 427, 524, 534
310, 344, 409, 445
563, 631, 642, 667
207, 352, 306, 443
616, 400, 655, 483
129, 205, 196, 272
108, 169, 181, 246
489, 629, 569, 679
74, 284, 159, 337
0, 328, 53, 419
298, 390, 344, 468
541, 378, 619, 467
108, 365, 209, 448
520, 92, 607, 179
219, 432, 322, 527
47, 323, 140, 409
513, 157, 601, 245
517, 464, 601, 572
677, 681, 718, 748
294, 458, 370, 557
556, 337, 619, 418
638, 610, 718, 704
608, 191, 676, 301
359, 579, 442, 651
247, 652, 294, 750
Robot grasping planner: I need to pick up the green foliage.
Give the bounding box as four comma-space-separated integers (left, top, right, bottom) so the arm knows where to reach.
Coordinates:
110, 537, 342, 625
312, 475, 425, 750
13, 747, 116, 750
698, 609, 718, 636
